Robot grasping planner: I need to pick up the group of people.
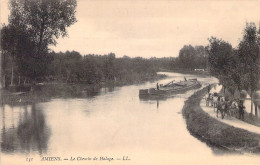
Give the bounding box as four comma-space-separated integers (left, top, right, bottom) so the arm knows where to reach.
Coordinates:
206, 87, 245, 120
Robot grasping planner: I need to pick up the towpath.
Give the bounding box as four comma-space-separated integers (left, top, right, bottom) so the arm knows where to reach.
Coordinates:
200, 85, 260, 135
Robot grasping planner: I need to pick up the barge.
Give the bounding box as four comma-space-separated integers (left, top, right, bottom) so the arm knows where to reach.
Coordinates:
139, 78, 201, 97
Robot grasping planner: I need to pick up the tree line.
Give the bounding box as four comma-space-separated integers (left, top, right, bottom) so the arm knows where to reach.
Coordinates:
207, 22, 260, 115
46, 52, 159, 84
146, 45, 209, 71
1, 47, 161, 86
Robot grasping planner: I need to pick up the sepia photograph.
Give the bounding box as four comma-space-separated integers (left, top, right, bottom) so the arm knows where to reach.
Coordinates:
0, 0, 260, 164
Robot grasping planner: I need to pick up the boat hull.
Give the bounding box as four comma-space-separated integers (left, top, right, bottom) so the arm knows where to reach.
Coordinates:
139, 80, 201, 98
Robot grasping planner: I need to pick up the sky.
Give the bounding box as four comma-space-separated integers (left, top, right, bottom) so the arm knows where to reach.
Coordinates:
1, 0, 260, 58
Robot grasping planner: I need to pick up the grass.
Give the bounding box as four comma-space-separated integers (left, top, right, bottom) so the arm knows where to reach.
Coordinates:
182, 86, 260, 153
0, 82, 109, 105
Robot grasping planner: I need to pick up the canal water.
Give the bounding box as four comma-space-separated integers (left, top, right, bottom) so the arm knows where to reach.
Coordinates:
1, 72, 259, 165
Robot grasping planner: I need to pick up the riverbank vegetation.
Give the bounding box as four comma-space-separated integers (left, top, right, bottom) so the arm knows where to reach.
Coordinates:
1, 42, 207, 89
2, 50, 164, 87
183, 86, 260, 153
207, 22, 260, 116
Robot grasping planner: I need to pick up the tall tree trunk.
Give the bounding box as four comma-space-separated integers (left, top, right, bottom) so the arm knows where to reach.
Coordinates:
1, 51, 6, 88
10, 61, 14, 86
38, 13, 45, 55
38, 24, 44, 55
0, 50, 2, 89
251, 89, 253, 114
3, 75, 6, 88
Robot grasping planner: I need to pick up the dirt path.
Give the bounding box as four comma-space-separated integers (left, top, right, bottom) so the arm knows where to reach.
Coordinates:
200, 85, 260, 135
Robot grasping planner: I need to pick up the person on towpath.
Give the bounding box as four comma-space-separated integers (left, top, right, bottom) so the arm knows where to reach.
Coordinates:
207, 85, 211, 93
238, 100, 245, 120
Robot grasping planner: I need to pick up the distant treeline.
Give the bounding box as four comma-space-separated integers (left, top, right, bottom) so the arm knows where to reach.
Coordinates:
2, 51, 162, 86
151, 45, 208, 71
49, 52, 160, 84
1, 47, 209, 87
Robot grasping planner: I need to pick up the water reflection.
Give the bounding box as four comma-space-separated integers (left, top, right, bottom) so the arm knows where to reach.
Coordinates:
1, 104, 50, 154
139, 95, 168, 101
81, 85, 117, 98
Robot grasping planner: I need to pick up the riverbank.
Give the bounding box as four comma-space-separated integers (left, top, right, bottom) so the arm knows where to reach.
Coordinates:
0, 74, 167, 105
182, 86, 260, 153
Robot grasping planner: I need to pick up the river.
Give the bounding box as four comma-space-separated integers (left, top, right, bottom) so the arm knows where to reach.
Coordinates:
1, 72, 259, 165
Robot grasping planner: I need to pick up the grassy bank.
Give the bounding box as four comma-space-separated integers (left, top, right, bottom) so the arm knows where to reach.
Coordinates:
0, 83, 97, 105
182, 86, 260, 153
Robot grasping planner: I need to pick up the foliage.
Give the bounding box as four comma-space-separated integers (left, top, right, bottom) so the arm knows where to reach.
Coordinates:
1, 0, 77, 85
206, 37, 243, 93
46, 51, 158, 84
1, 24, 37, 85
178, 45, 208, 70
238, 22, 260, 92
207, 37, 233, 77
9, 0, 77, 54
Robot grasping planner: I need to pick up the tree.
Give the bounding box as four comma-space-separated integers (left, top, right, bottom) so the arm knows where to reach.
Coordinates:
103, 53, 116, 81
178, 45, 208, 70
179, 45, 196, 69
207, 37, 234, 75
194, 46, 208, 69
207, 37, 237, 94
1, 24, 35, 86
238, 22, 260, 114
5, 0, 77, 82
1, 25, 17, 86
9, 0, 77, 54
